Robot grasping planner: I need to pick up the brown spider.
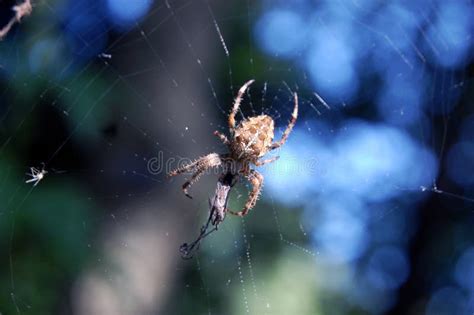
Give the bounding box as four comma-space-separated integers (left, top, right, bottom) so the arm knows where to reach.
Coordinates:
169, 80, 298, 257
168, 79, 298, 224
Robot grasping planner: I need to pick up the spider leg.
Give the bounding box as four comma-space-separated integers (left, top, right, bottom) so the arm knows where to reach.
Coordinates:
255, 156, 279, 166
229, 79, 255, 133
25, 178, 37, 183
26, 167, 36, 177
271, 93, 298, 150
167, 158, 202, 178
213, 130, 230, 146
182, 169, 205, 199
178, 153, 222, 199
229, 169, 263, 217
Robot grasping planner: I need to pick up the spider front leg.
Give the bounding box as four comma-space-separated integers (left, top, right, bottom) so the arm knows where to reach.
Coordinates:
168, 153, 222, 199
255, 156, 279, 167
213, 130, 229, 146
25, 177, 37, 184
229, 169, 263, 217
271, 93, 298, 150
26, 167, 37, 176
229, 79, 255, 133
167, 159, 200, 178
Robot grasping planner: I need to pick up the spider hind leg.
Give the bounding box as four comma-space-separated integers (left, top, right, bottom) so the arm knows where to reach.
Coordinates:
229, 169, 263, 217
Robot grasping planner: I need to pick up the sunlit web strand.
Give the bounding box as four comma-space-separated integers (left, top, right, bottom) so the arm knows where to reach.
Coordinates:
241, 219, 259, 303
206, 0, 235, 95
270, 196, 318, 258
131, 20, 235, 135
164, 0, 226, 115
333, 0, 414, 69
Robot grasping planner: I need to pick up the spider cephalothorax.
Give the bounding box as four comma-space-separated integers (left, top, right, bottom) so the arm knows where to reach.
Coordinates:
168, 79, 298, 222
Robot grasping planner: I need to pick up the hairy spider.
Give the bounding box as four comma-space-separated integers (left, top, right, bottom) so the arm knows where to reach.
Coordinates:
169, 80, 297, 258
168, 79, 298, 224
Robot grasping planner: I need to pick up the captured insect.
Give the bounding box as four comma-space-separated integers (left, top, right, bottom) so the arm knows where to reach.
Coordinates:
25, 164, 48, 187
168, 80, 298, 258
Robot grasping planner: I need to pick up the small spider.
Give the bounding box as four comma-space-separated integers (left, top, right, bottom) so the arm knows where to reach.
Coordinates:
25, 164, 48, 187
168, 79, 298, 224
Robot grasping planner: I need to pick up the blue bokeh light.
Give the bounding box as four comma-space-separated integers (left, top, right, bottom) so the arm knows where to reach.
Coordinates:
328, 121, 437, 200
373, 4, 421, 52
262, 127, 330, 206
306, 27, 358, 102
265, 120, 437, 215
365, 246, 410, 290
426, 287, 470, 315
264, 121, 437, 274
376, 73, 424, 126
312, 196, 369, 263
425, 1, 473, 68
255, 9, 307, 58
106, 0, 153, 27
255, 0, 471, 311
371, 205, 415, 245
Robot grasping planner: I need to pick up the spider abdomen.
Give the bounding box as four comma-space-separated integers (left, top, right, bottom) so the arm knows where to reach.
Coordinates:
232, 115, 274, 161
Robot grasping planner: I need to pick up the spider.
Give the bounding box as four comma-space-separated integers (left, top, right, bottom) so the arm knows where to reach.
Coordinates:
25, 164, 48, 187
168, 79, 298, 225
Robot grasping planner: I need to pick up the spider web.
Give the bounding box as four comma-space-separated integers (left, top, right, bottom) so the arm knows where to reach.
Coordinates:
0, 0, 473, 314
